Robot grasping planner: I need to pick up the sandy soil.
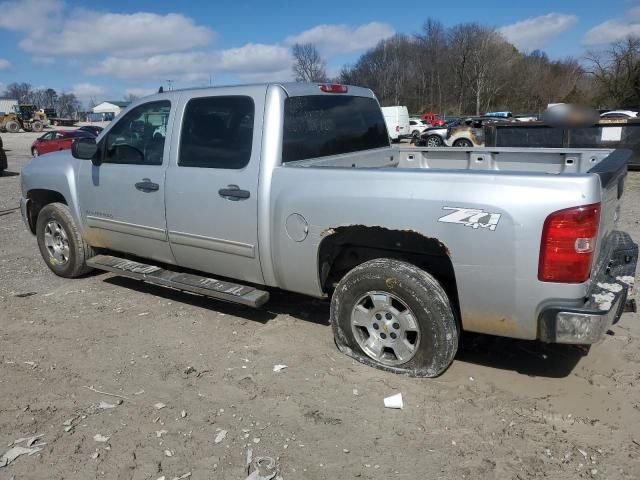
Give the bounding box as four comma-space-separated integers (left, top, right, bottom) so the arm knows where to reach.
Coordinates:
0, 129, 639, 479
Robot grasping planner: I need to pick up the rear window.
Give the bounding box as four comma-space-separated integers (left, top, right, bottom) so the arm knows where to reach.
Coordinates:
282, 95, 389, 163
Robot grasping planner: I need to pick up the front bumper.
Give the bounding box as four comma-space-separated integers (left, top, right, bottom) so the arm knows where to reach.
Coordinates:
539, 231, 638, 344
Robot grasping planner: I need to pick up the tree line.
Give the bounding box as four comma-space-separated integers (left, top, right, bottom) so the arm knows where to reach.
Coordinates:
1, 82, 81, 117
292, 18, 640, 116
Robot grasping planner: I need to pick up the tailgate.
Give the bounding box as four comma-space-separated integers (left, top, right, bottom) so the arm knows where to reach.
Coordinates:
590, 149, 631, 278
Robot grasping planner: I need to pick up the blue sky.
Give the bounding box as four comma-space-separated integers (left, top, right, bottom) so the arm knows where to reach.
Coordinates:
0, 0, 636, 106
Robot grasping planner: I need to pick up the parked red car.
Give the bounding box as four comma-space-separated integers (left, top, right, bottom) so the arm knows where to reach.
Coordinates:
31, 130, 93, 157
420, 112, 445, 126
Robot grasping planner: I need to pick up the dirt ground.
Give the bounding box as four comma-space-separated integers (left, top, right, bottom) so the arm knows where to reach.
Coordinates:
0, 129, 639, 480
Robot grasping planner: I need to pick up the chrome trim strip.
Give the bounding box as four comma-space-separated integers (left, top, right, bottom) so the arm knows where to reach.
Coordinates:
86, 216, 167, 241
168, 230, 255, 258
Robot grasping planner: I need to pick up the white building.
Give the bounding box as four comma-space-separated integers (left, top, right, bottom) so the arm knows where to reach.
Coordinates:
92, 100, 130, 116
0, 98, 18, 114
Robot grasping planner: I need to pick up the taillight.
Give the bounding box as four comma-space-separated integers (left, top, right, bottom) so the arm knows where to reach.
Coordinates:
395, 126, 400, 132
319, 84, 348, 93
538, 203, 600, 283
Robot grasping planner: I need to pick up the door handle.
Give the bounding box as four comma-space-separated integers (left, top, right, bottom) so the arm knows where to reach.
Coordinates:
135, 178, 159, 192
218, 184, 250, 201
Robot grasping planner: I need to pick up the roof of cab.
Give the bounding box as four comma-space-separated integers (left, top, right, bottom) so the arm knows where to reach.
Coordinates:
137, 82, 375, 102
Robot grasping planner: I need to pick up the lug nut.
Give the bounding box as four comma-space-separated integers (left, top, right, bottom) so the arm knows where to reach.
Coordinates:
392, 323, 400, 330
390, 332, 397, 339
373, 323, 379, 330
380, 333, 387, 339
375, 313, 382, 320
385, 313, 392, 320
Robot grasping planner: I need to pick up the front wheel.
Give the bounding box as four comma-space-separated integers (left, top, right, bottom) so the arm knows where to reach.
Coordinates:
32, 148, 39, 157
425, 134, 443, 147
331, 259, 458, 377
452, 138, 473, 147
36, 203, 94, 278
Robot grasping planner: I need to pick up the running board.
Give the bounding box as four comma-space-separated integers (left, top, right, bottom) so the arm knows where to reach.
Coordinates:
86, 254, 269, 308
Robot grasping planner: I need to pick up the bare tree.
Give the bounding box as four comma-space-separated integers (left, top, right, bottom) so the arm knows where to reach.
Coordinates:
292, 43, 328, 82
586, 36, 640, 107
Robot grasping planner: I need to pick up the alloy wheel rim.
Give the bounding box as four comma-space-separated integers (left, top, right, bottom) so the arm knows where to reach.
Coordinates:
350, 290, 421, 366
44, 220, 70, 265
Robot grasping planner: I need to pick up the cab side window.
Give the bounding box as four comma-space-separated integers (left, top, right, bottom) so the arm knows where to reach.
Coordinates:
179, 96, 254, 169
103, 100, 171, 166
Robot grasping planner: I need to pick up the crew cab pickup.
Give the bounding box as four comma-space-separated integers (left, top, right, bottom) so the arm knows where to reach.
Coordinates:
20, 83, 638, 377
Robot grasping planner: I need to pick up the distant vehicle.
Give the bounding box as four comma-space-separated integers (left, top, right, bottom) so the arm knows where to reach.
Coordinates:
515, 115, 538, 122
381, 106, 410, 141
78, 125, 104, 136
414, 119, 462, 147
600, 110, 638, 119
484, 111, 513, 119
31, 130, 93, 157
420, 112, 445, 126
409, 118, 429, 137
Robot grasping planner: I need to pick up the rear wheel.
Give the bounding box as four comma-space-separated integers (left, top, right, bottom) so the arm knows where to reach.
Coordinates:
426, 134, 443, 147
36, 203, 94, 278
5, 120, 19, 133
412, 130, 420, 138
331, 258, 458, 377
31, 121, 43, 132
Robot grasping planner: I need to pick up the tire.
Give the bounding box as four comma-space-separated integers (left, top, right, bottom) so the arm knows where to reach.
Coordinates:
32, 148, 39, 157
5, 120, 20, 133
36, 202, 94, 278
31, 121, 43, 133
331, 258, 458, 377
411, 130, 420, 138
453, 138, 473, 147
425, 134, 443, 147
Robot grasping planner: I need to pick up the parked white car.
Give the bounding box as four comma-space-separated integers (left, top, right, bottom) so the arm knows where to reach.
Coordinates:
600, 110, 638, 119
409, 118, 429, 137
381, 106, 410, 142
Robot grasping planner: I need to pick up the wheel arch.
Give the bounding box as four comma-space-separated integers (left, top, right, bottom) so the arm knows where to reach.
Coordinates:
25, 189, 68, 234
317, 225, 460, 319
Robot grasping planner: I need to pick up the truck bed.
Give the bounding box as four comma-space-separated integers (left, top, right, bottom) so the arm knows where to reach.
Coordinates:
285, 146, 618, 175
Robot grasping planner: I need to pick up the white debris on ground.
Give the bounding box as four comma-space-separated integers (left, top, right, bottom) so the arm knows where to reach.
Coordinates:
0, 445, 43, 468
214, 430, 227, 444
384, 393, 403, 409
93, 434, 110, 442
154, 402, 167, 409
272, 364, 288, 372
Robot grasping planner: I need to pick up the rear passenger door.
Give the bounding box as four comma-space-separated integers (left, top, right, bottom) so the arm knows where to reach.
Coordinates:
165, 86, 266, 284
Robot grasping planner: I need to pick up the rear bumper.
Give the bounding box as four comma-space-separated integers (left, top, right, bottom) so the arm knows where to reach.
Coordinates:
539, 231, 638, 344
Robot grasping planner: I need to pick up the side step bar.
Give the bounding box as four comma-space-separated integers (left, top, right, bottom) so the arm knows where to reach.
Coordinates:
86, 254, 269, 308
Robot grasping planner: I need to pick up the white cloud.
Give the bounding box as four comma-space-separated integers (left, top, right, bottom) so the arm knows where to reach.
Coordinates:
0, 58, 10, 70
20, 12, 214, 57
89, 44, 292, 81
0, 0, 63, 31
72, 82, 106, 101
583, 7, 640, 45
31, 56, 55, 65
499, 13, 578, 51
285, 22, 395, 55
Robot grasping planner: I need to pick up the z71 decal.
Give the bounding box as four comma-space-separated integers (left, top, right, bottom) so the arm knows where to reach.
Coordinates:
438, 207, 502, 231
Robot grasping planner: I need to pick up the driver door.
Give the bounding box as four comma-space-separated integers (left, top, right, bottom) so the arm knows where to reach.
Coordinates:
77, 100, 175, 264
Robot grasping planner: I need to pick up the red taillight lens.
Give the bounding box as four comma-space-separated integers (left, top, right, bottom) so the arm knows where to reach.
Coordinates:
538, 203, 600, 283
319, 84, 348, 93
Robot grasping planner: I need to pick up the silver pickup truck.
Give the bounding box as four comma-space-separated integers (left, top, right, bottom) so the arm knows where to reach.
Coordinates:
20, 83, 638, 377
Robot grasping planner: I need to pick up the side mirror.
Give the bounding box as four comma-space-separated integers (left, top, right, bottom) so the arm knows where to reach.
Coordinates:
72, 137, 100, 165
